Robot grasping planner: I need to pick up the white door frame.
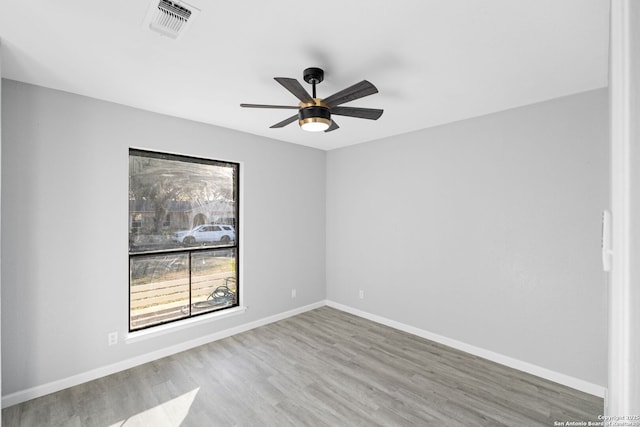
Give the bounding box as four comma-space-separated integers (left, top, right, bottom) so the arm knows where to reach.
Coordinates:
608, 0, 640, 415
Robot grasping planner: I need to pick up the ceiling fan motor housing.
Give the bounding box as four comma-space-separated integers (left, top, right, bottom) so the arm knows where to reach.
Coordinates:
298, 105, 331, 130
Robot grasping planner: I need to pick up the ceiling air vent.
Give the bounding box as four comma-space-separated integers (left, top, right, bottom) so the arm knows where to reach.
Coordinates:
143, 0, 200, 39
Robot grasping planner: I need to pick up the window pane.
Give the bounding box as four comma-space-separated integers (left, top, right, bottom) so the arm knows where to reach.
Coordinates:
129, 151, 237, 252
130, 253, 190, 330
129, 149, 240, 332
190, 249, 238, 315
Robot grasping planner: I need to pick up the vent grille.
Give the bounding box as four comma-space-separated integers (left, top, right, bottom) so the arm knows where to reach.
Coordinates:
144, 0, 200, 39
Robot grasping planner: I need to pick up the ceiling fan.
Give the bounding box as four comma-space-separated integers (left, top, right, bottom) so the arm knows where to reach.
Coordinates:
240, 67, 383, 133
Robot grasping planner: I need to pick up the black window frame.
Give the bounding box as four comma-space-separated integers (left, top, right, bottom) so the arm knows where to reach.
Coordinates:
128, 148, 240, 332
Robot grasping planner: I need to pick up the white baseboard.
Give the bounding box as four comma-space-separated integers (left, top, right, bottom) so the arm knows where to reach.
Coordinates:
325, 300, 605, 398
2, 299, 605, 408
1, 301, 325, 408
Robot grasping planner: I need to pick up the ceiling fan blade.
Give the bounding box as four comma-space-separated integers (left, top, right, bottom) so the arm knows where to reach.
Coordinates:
270, 114, 298, 128
325, 120, 339, 132
274, 77, 314, 103
323, 80, 379, 107
331, 106, 383, 120
240, 103, 299, 109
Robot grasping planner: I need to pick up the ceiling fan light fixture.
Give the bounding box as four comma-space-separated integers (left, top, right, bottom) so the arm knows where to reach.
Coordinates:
299, 106, 331, 132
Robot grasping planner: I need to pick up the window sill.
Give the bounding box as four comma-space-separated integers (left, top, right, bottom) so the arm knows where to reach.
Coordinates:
126, 306, 247, 344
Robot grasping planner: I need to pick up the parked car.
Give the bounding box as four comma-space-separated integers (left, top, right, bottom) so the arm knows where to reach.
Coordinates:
174, 224, 236, 245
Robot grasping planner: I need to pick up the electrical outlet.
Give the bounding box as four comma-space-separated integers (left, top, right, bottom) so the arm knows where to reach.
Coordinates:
108, 332, 118, 346
291, 289, 297, 299
359, 290, 364, 299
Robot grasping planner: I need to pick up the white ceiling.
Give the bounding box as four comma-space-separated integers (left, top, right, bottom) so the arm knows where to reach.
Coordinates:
0, 0, 610, 151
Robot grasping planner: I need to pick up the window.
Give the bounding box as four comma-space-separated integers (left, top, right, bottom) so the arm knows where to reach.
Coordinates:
129, 149, 239, 332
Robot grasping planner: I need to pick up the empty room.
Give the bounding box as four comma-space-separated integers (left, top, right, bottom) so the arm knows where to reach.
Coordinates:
1, 0, 639, 426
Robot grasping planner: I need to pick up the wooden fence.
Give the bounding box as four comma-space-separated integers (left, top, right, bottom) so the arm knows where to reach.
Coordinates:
130, 271, 237, 330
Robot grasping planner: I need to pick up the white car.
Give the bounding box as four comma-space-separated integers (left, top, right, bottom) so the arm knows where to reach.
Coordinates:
174, 224, 236, 245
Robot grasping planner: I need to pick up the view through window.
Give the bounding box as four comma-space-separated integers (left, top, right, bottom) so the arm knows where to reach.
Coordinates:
129, 149, 239, 331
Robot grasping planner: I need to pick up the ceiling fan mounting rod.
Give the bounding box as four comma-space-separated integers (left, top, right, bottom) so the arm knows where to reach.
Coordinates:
303, 67, 324, 101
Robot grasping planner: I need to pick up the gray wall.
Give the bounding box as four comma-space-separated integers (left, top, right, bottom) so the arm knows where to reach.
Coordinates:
1, 78, 608, 399
326, 89, 609, 387
0, 79, 326, 395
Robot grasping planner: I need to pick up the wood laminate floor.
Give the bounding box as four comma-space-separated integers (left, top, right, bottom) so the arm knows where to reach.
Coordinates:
2, 306, 603, 426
